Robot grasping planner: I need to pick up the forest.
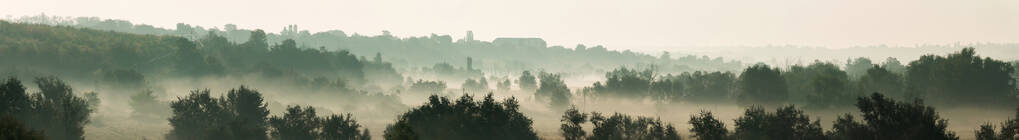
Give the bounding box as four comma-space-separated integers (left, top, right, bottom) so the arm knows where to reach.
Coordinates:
1, 16, 1018, 140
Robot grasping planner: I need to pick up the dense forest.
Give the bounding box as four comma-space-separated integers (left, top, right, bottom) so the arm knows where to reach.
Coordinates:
1, 16, 1018, 140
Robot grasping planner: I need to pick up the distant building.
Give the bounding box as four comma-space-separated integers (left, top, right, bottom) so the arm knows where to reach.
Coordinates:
493, 38, 546, 48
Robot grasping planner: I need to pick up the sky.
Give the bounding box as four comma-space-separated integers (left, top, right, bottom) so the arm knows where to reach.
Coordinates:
2, 0, 1018, 50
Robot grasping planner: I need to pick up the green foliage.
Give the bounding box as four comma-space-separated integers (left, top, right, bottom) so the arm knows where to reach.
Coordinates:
561, 106, 588, 140
905, 48, 1017, 106
976, 108, 1019, 140
559, 108, 682, 140
166, 86, 270, 140
0, 21, 400, 87
783, 62, 852, 109
880, 57, 907, 74
689, 111, 728, 140
0, 116, 45, 140
673, 71, 736, 103
857, 66, 904, 99
845, 57, 874, 79
536, 72, 571, 107
321, 114, 370, 140
737, 64, 789, 105
588, 112, 682, 140
518, 71, 537, 91
827, 93, 958, 140
733, 105, 825, 140
409, 80, 446, 94
383, 93, 539, 140
0, 77, 93, 140
268, 105, 370, 140
588, 68, 654, 97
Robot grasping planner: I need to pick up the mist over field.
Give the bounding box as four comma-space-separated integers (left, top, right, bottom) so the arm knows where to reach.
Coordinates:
1, 1, 1018, 139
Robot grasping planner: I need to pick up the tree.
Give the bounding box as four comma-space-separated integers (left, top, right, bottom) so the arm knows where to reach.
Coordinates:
321, 114, 370, 140
167, 86, 270, 140
827, 93, 958, 140
268, 105, 370, 140
0, 78, 29, 116
536, 72, 571, 108
976, 108, 1019, 140
410, 80, 446, 94
243, 29, 269, 52
383, 93, 539, 140
678, 71, 736, 103
0, 77, 93, 140
733, 106, 825, 140
588, 112, 682, 140
518, 71, 537, 91
738, 64, 789, 105
0, 116, 44, 140
782, 62, 852, 109
880, 57, 906, 74
561, 106, 588, 140
224, 86, 270, 140
689, 111, 727, 140
166, 90, 231, 140
845, 57, 873, 79
857, 66, 904, 99
905, 48, 1016, 107
270, 105, 319, 140
24, 77, 94, 140
0, 78, 43, 140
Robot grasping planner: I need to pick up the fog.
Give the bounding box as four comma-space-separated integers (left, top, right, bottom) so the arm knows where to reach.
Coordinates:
1, 10, 1018, 140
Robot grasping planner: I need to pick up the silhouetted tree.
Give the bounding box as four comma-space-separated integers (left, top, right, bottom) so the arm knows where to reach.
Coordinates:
845, 57, 874, 79
826, 93, 958, 140
519, 71, 537, 91
733, 106, 825, 140
737, 64, 789, 105
783, 62, 852, 109
857, 66, 904, 99
270, 105, 319, 140
383, 93, 539, 140
689, 111, 727, 140
536, 72, 571, 108
166, 90, 231, 140
905, 48, 1016, 107
224, 86, 270, 140
410, 80, 446, 94
0, 78, 30, 116
0, 116, 44, 140
22, 77, 94, 140
561, 106, 588, 140
321, 114, 370, 140
166, 86, 270, 140
975, 108, 1019, 140
268, 105, 370, 140
880, 57, 906, 74
588, 112, 682, 140
587, 68, 654, 98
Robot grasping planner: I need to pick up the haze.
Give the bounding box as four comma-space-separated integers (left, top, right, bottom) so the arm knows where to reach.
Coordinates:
4, 0, 1017, 49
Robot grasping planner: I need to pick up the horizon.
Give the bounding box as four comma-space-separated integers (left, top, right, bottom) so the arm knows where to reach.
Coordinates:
3, 0, 1017, 50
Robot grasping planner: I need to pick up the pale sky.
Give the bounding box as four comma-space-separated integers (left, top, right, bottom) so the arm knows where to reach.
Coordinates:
2, 0, 1018, 50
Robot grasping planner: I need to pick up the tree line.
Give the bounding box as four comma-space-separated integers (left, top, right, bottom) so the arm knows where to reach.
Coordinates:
575, 48, 1016, 108
4, 76, 1019, 139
